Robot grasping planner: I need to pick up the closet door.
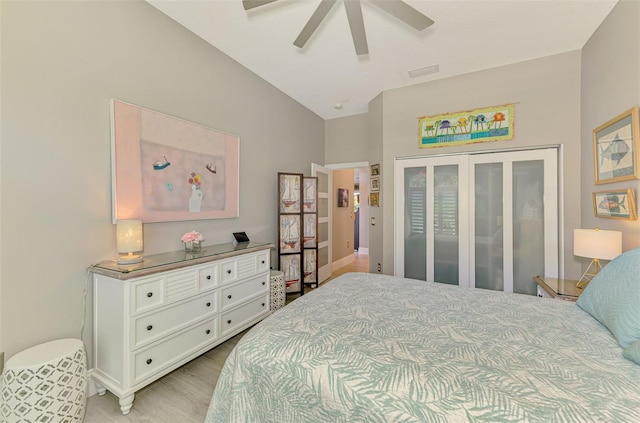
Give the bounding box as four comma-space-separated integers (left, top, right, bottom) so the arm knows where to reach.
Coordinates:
394, 156, 469, 286
469, 148, 558, 294
395, 147, 559, 295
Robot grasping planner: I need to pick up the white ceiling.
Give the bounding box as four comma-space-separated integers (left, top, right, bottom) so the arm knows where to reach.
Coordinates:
147, 0, 617, 120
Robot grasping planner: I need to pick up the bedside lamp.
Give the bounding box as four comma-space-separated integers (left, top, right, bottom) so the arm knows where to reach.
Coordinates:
116, 219, 144, 264
574, 228, 621, 288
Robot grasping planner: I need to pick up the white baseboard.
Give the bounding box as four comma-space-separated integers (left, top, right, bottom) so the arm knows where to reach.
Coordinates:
356, 247, 369, 255
333, 253, 355, 270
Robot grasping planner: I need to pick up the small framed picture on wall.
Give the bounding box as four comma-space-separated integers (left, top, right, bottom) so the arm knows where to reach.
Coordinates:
593, 107, 640, 184
370, 177, 380, 192
338, 188, 349, 207
592, 188, 637, 220
370, 163, 381, 176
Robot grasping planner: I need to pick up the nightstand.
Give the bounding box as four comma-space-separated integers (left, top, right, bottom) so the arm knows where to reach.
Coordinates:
533, 276, 584, 302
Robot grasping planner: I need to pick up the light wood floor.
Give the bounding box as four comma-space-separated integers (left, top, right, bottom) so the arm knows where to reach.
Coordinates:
84, 253, 369, 422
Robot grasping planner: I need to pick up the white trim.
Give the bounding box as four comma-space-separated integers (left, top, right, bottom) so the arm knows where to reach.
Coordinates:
557, 145, 565, 279
325, 161, 370, 170
393, 161, 405, 276
333, 253, 355, 270
503, 160, 514, 293
312, 163, 333, 282
356, 247, 369, 255
396, 144, 562, 161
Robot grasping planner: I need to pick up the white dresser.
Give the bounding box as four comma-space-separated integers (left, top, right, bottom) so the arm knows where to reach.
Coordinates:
91, 242, 272, 414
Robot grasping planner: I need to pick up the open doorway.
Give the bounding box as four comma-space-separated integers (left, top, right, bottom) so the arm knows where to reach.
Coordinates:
326, 162, 370, 275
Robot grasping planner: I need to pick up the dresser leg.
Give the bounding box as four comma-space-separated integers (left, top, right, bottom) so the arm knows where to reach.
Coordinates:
119, 393, 135, 415
95, 381, 107, 396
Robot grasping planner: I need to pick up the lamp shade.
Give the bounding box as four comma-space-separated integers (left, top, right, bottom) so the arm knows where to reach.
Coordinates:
116, 219, 143, 254
574, 228, 622, 260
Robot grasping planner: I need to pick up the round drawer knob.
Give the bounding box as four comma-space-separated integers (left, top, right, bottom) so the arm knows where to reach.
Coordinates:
227, 270, 232, 274
261, 260, 265, 264
206, 302, 211, 307
227, 295, 232, 299
206, 275, 211, 280
206, 329, 211, 335
227, 320, 231, 324
146, 325, 153, 331
146, 359, 152, 365
147, 292, 153, 298
262, 303, 265, 307
262, 281, 266, 285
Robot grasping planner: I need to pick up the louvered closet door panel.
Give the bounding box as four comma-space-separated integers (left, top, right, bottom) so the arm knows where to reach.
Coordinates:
433, 165, 461, 285
403, 166, 427, 280
395, 155, 468, 286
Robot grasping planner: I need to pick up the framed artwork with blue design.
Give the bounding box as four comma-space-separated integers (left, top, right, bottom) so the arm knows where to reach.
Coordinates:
592, 189, 637, 220
593, 106, 640, 184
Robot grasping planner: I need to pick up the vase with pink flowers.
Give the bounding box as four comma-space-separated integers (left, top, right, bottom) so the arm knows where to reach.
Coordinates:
182, 230, 204, 253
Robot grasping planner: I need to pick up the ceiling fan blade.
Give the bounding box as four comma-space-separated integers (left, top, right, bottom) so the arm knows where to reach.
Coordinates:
343, 0, 368, 55
369, 0, 434, 30
242, 0, 279, 11
294, 0, 338, 49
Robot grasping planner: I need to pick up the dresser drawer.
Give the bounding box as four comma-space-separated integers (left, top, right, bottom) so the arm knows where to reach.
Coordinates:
220, 260, 238, 284
131, 267, 201, 315
132, 277, 165, 314
220, 251, 270, 286
198, 264, 219, 290
133, 317, 218, 385
221, 294, 269, 337
133, 291, 218, 349
255, 251, 270, 273
221, 275, 269, 311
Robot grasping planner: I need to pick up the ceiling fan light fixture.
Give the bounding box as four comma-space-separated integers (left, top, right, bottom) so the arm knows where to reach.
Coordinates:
408, 64, 439, 78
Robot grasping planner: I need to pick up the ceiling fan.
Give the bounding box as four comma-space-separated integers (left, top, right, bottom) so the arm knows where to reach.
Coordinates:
242, 0, 435, 55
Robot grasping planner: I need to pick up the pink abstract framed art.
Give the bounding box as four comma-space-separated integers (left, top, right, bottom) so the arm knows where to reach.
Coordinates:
111, 99, 239, 223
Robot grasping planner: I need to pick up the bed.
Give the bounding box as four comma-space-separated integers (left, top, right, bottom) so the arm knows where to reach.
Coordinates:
206, 249, 640, 422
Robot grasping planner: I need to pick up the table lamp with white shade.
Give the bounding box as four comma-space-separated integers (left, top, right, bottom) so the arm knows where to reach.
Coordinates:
116, 219, 144, 264
574, 228, 622, 288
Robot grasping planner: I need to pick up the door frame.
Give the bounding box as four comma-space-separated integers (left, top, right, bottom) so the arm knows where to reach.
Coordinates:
311, 163, 333, 283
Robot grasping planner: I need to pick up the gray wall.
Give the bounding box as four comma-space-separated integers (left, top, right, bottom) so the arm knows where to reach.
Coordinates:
381, 52, 583, 278
325, 113, 369, 164
1, 1, 324, 359
581, 0, 640, 253
366, 94, 384, 273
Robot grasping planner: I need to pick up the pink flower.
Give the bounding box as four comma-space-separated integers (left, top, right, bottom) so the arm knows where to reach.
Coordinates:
187, 172, 202, 188
181, 230, 204, 243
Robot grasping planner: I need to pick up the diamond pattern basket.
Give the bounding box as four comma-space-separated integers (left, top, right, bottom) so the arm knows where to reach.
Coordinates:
1, 339, 87, 422
270, 270, 286, 312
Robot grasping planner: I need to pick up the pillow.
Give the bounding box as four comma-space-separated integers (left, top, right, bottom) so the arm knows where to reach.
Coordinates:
576, 248, 640, 348
623, 339, 640, 365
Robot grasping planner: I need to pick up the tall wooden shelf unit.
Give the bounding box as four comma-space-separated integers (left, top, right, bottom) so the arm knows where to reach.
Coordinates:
302, 176, 319, 289
278, 173, 304, 296
278, 173, 319, 295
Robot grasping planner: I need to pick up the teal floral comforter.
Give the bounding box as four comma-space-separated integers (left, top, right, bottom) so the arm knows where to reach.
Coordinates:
206, 273, 640, 422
